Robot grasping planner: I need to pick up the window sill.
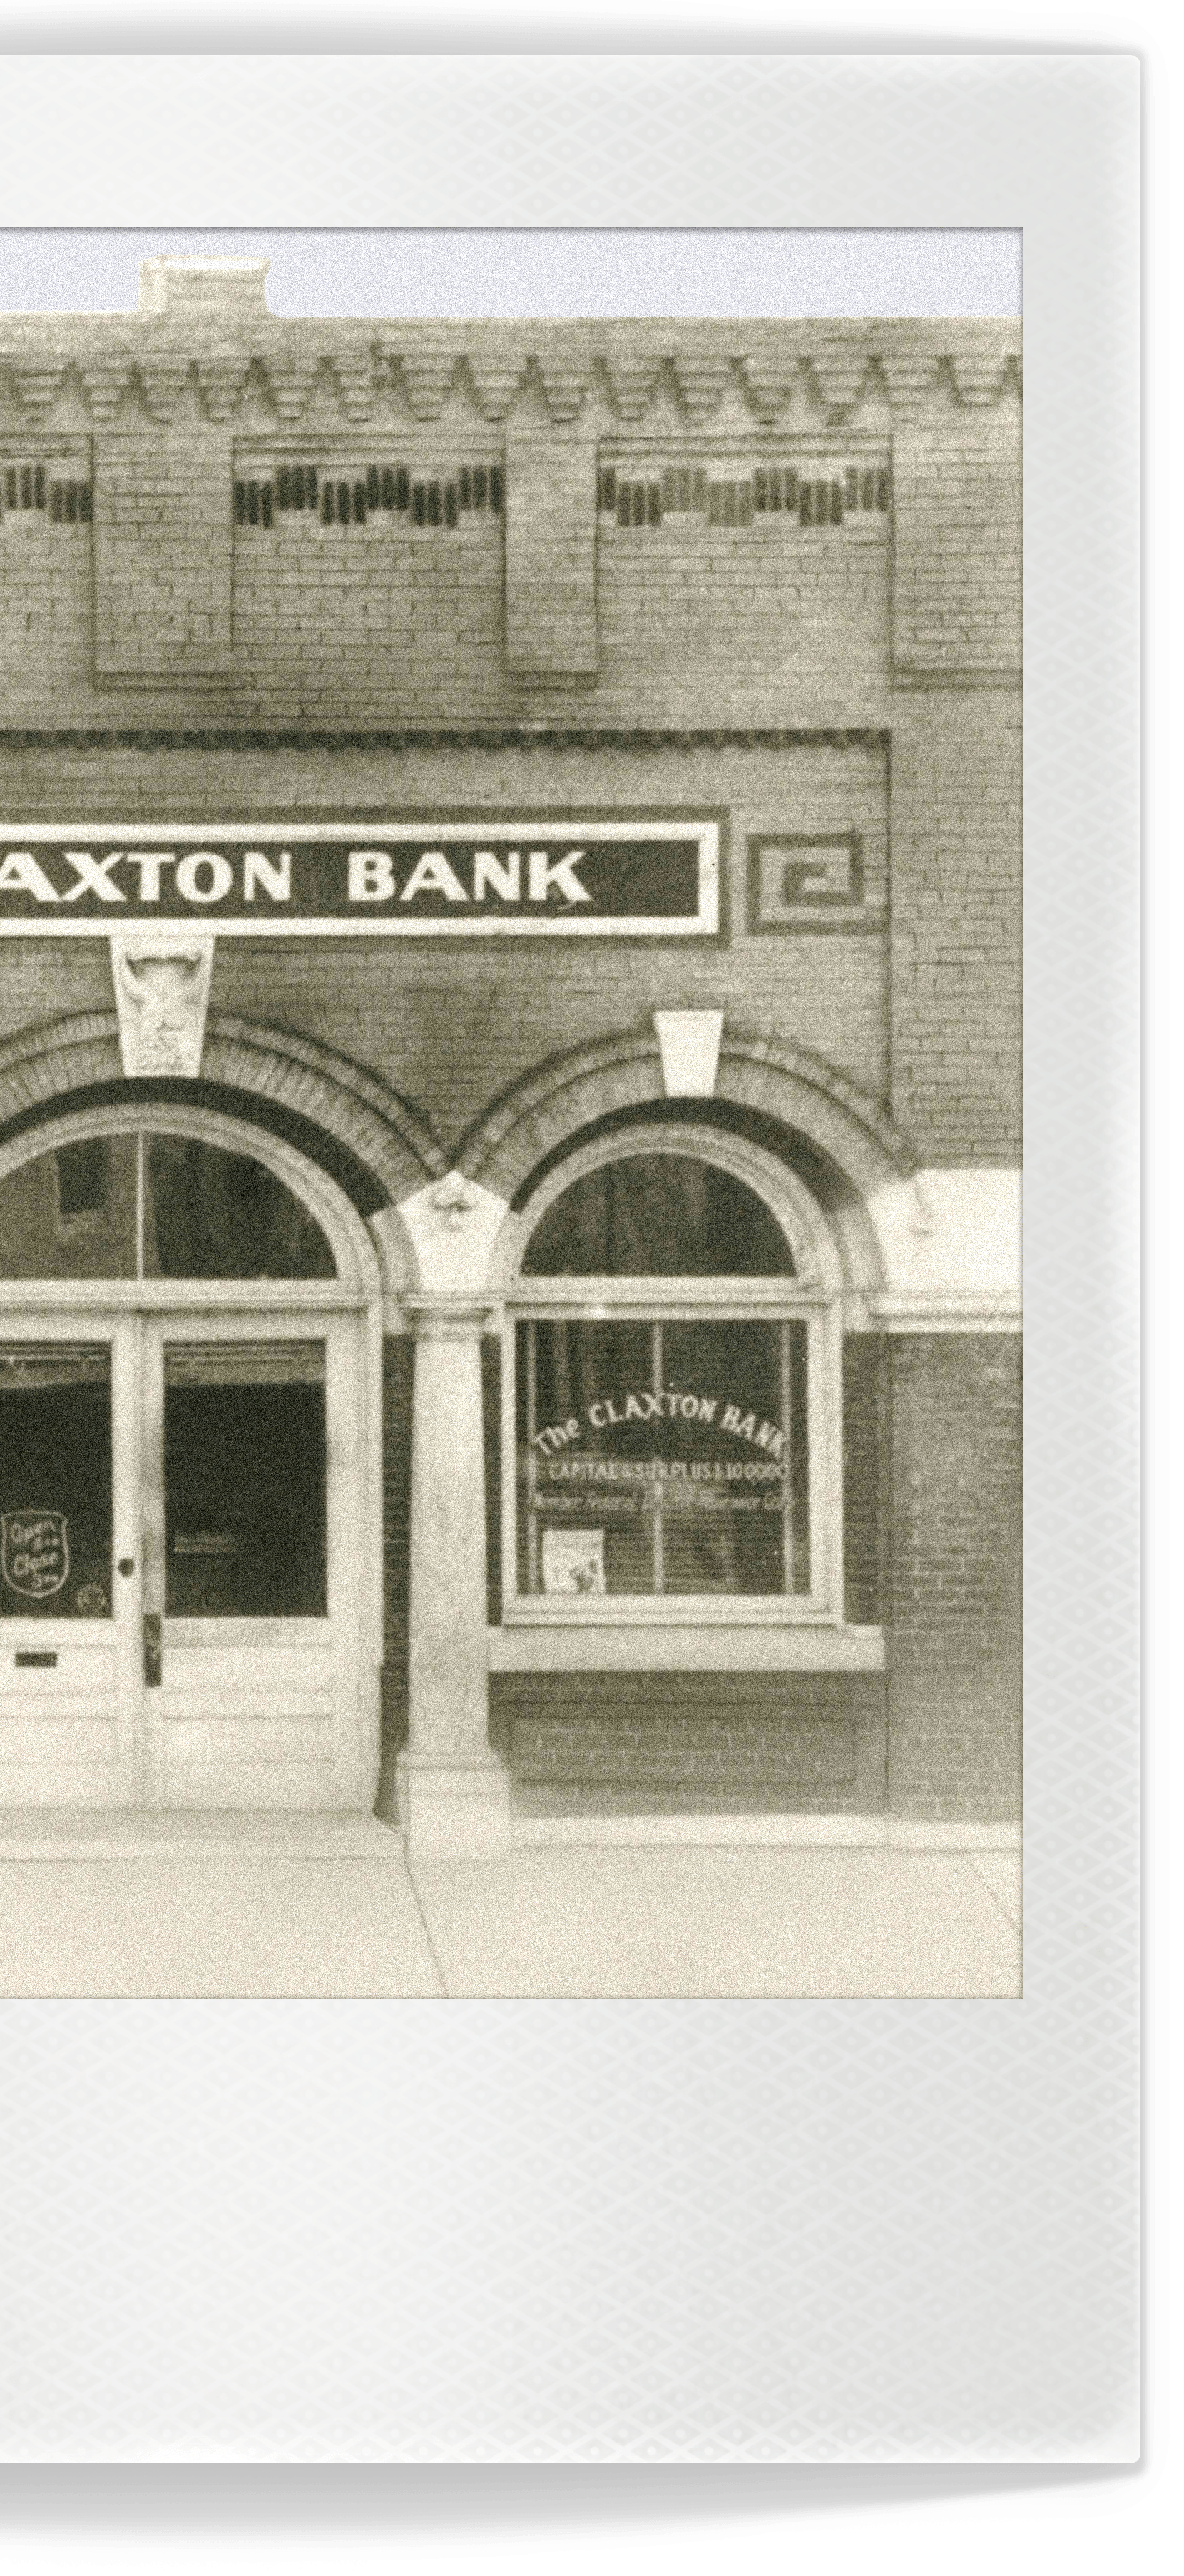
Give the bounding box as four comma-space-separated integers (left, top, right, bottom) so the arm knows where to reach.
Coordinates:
487, 1624, 885, 1674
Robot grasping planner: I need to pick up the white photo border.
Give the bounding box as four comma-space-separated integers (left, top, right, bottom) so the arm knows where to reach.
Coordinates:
0, 54, 1140, 2465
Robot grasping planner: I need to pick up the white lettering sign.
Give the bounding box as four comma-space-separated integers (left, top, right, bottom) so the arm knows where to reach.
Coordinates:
0, 823, 720, 938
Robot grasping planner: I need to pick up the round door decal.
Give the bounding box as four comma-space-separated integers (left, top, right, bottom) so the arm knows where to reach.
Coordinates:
1, 1509, 69, 1598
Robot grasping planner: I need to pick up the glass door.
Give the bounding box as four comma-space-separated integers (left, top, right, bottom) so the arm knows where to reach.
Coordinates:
141, 1313, 364, 1810
0, 1320, 143, 1805
0, 1119, 378, 1812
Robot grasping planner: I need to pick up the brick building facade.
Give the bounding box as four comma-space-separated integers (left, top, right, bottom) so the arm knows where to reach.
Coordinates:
0, 258, 1021, 1851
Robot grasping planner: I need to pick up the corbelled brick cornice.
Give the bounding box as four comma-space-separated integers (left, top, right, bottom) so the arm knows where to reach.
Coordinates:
0, 320, 1021, 433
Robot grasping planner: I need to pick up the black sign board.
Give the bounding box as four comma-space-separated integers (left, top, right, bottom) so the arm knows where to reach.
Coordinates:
0, 821, 719, 937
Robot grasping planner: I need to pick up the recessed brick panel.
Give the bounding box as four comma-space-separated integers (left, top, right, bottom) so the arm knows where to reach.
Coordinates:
494, 1669, 887, 1811
92, 428, 234, 681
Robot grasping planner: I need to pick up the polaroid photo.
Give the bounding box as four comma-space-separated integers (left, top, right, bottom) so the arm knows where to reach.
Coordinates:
0, 50, 1139, 2470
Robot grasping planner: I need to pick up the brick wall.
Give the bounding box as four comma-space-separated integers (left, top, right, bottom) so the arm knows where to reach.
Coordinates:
891, 377, 1021, 679
888, 688, 1023, 1164
492, 1670, 887, 1812
93, 423, 233, 682
595, 507, 888, 729
0, 436, 892, 731
504, 431, 598, 676
0, 735, 893, 1143
376, 1334, 412, 1808
0, 450, 92, 696
887, 1335, 1022, 1821
230, 449, 508, 723
482, 1333, 502, 1627
0, 316, 1020, 735
843, 1333, 887, 1626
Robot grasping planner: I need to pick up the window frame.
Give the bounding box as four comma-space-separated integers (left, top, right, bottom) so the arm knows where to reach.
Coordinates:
0, 1104, 375, 1310
498, 1126, 845, 1629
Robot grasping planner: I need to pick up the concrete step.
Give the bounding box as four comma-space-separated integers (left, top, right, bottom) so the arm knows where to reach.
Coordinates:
0, 1808, 402, 1861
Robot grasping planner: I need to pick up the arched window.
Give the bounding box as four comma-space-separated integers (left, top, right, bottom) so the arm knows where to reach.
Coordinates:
0, 1108, 382, 1671
504, 1129, 842, 1622
0, 1127, 337, 1281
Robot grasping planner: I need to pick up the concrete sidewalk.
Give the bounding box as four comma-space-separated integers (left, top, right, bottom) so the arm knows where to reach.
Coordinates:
0, 1813, 1021, 1999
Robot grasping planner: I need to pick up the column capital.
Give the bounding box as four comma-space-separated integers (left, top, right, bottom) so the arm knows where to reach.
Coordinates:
402, 1293, 496, 1340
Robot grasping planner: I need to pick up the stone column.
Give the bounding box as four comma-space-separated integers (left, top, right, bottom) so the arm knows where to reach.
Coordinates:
387, 1170, 513, 1858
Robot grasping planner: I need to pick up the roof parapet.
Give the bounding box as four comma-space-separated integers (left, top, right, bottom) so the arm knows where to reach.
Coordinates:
138, 256, 271, 323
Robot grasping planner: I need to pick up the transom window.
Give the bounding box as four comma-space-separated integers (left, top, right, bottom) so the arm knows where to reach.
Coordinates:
506, 1137, 838, 1621
0, 1130, 337, 1281
521, 1152, 796, 1278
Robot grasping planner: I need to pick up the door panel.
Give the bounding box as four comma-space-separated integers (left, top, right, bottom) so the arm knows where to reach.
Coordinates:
159, 1634, 335, 1712
0, 1307, 372, 1811
0, 1328, 141, 1802
146, 1317, 362, 1808
154, 1717, 337, 1765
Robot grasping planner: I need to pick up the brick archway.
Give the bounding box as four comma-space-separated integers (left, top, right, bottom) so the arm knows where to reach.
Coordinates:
0, 1009, 444, 1204
459, 1027, 917, 1210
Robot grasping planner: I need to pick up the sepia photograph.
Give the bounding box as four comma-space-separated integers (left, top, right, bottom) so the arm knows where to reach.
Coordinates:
0, 33, 1148, 2491
0, 233, 1022, 1998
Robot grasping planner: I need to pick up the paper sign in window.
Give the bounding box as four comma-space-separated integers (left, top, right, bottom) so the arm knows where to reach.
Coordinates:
541, 1529, 606, 1597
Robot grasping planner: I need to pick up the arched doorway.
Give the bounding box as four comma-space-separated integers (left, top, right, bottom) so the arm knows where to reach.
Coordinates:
0, 1104, 383, 1811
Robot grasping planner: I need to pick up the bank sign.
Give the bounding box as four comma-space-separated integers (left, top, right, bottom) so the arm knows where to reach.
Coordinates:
0, 820, 719, 937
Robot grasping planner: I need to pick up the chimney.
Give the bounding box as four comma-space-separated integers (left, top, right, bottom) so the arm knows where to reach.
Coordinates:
138, 255, 271, 324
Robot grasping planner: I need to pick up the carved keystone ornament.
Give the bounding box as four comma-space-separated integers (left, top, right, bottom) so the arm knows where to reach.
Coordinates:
429, 1171, 485, 1228
110, 931, 214, 1078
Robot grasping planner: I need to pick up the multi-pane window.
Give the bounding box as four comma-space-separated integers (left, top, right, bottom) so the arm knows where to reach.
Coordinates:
509, 1147, 832, 1614
518, 1313, 810, 1599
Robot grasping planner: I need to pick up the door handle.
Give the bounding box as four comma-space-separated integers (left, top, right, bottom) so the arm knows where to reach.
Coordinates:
143, 1610, 163, 1689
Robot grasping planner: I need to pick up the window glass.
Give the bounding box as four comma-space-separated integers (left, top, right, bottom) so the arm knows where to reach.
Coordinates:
56, 1138, 111, 1221
0, 1140, 138, 1279
521, 1154, 795, 1277
0, 1345, 113, 1617
516, 1316, 810, 1599
0, 1132, 337, 1280
144, 1139, 337, 1280
164, 1340, 327, 1617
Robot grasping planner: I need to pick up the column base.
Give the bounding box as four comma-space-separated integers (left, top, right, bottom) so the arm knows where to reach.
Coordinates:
396, 1756, 514, 1858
